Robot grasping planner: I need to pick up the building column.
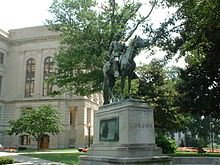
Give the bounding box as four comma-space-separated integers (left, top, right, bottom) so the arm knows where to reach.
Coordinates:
75, 105, 86, 147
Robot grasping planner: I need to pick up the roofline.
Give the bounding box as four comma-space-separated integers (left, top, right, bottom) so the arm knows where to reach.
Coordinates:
0, 29, 9, 37
8, 25, 48, 32
0, 25, 60, 44
0, 30, 10, 43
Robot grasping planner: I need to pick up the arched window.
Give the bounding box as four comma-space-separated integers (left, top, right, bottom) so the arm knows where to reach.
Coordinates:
20, 135, 31, 145
43, 57, 54, 96
25, 58, 35, 97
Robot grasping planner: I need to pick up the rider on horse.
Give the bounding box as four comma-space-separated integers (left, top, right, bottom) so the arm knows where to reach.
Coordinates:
108, 34, 126, 78
103, 35, 147, 104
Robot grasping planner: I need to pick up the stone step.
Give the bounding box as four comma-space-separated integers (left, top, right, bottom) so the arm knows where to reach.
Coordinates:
174, 157, 220, 165
175, 164, 211, 165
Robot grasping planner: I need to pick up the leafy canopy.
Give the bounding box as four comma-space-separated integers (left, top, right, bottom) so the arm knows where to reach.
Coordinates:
47, 0, 157, 95
7, 105, 62, 148
136, 60, 186, 132
152, 0, 220, 117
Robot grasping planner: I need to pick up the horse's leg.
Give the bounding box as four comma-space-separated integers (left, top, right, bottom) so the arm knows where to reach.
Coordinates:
103, 77, 110, 104
103, 65, 112, 104
103, 64, 109, 104
109, 75, 115, 102
128, 75, 132, 99
120, 75, 126, 100
112, 61, 119, 77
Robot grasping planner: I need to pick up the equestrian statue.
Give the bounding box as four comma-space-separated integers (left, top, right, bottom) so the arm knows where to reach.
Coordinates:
103, 35, 147, 104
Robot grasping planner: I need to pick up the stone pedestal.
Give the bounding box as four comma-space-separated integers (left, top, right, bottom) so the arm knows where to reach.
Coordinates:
79, 99, 173, 165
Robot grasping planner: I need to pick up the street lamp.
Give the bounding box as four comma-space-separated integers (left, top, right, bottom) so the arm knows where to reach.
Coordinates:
210, 122, 214, 152
88, 122, 91, 148
218, 68, 220, 110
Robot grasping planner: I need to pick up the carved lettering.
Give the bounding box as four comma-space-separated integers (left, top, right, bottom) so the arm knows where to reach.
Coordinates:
129, 122, 153, 128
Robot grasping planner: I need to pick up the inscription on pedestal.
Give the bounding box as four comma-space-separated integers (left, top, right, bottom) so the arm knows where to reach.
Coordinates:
127, 110, 155, 143
99, 117, 119, 141
129, 122, 153, 128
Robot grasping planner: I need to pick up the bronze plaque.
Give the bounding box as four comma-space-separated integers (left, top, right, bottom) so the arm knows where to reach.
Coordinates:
99, 117, 119, 141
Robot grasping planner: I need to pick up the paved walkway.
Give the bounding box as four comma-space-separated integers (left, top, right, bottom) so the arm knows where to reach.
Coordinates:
2, 151, 219, 165
0, 152, 68, 165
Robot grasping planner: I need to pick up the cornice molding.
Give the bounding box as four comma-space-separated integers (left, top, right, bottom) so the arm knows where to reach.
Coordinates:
0, 34, 10, 44
11, 34, 60, 45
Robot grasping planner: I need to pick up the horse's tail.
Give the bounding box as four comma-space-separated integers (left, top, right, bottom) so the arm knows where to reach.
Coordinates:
103, 80, 109, 104
103, 61, 110, 74
132, 72, 139, 79
102, 62, 111, 104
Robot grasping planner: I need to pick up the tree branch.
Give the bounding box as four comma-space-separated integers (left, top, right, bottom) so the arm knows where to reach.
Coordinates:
118, 2, 141, 25
124, 0, 158, 42
109, 0, 116, 44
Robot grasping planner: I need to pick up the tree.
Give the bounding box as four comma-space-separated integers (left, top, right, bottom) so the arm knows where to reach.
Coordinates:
183, 114, 220, 147
7, 105, 62, 149
47, 0, 158, 96
136, 60, 186, 132
151, 0, 220, 117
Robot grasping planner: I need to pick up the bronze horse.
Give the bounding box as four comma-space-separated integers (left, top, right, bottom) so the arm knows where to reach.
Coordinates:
103, 36, 147, 104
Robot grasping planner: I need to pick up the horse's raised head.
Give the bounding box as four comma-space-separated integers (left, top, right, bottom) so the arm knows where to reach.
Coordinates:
132, 36, 148, 49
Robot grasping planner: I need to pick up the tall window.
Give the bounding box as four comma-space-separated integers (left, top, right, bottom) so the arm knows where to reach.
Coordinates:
0, 76, 2, 96
0, 52, 4, 64
43, 57, 54, 96
20, 135, 31, 145
70, 111, 73, 125
87, 108, 91, 125
25, 58, 35, 97
0, 106, 2, 120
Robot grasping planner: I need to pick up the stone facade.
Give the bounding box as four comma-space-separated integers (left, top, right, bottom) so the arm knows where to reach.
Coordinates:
0, 26, 102, 149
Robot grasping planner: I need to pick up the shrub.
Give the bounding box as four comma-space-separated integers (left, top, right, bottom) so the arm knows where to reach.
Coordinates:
0, 157, 14, 165
156, 135, 176, 154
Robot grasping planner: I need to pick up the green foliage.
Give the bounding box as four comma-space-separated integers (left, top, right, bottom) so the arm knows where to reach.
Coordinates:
152, 0, 220, 118
136, 60, 186, 131
152, 0, 220, 57
113, 79, 139, 99
184, 114, 220, 147
7, 105, 62, 149
47, 0, 156, 95
0, 157, 14, 165
177, 61, 220, 117
156, 135, 176, 154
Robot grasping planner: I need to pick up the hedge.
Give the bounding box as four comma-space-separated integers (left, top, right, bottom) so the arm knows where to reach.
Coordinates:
0, 157, 14, 165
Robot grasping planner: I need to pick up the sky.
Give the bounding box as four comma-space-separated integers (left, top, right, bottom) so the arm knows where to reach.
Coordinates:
0, 0, 170, 32
0, 0, 53, 31
0, 0, 185, 67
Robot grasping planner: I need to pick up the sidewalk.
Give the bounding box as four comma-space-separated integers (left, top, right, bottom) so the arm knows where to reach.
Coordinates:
0, 152, 68, 165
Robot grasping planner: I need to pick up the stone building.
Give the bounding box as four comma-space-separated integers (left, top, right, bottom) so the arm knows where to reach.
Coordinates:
0, 26, 102, 149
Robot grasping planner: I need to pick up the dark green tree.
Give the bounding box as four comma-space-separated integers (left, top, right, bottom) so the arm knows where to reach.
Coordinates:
184, 114, 220, 147
47, 0, 158, 96
151, 0, 220, 117
136, 60, 186, 132
7, 105, 62, 149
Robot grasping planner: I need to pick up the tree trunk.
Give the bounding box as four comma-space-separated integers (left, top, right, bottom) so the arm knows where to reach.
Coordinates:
37, 139, 41, 150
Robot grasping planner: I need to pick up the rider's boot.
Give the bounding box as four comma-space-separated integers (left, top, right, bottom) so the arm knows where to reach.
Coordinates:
114, 70, 119, 77
114, 61, 119, 77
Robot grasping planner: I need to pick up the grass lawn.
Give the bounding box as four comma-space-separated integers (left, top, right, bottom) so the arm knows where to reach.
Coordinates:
22, 149, 86, 165
21, 149, 220, 165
